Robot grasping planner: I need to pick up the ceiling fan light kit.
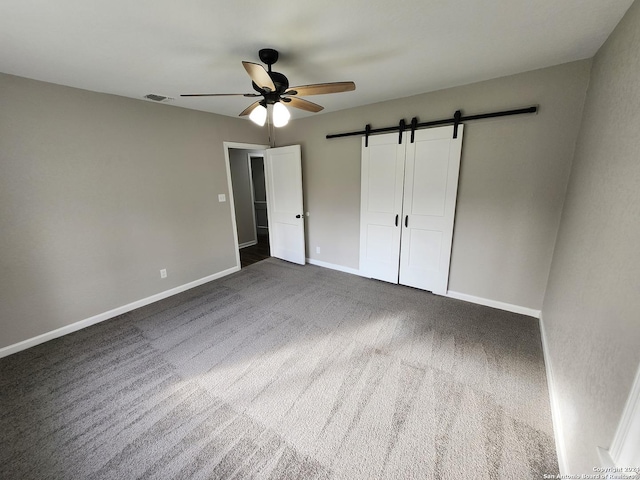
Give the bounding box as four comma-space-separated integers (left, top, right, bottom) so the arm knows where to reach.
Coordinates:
249, 104, 267, 126
272, 102, 290, 127
181, 48, 356, 128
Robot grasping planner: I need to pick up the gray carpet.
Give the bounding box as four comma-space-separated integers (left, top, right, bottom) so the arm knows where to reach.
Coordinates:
0, 258, 558, 479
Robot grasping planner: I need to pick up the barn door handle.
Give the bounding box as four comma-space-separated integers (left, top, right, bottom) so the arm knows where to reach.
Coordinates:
405, 215, 409, 227
395, 214, 399, 226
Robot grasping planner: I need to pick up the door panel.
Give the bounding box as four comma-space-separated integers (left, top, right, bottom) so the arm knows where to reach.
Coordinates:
410, 140, 450, 217
407, 229, 442, 272
399, 125, 464, 294
368, 144, 401, 213
367, 224, 396, 263
265, 145, 305, 265
359, 134, 405, 283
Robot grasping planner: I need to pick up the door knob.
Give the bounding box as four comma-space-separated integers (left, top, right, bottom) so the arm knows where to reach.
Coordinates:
295, 214, 301, 218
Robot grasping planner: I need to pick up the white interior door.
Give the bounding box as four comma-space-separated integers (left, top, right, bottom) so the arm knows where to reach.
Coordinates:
264, 145, 305, 265
399, 125, 464, 294
359, 134, 406, 282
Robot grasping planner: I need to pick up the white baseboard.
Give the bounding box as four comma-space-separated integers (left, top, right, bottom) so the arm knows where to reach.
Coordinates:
539, 314, 568, 475
609, 362, 640, 469
445, 290, 541, 318
0, 265, 240, 359
305, 258, 365, 277
597, 447, 615, 470
239, 240, 257, 249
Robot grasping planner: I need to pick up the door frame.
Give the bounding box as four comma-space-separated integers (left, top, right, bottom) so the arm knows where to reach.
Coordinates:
223, 142, 269, 269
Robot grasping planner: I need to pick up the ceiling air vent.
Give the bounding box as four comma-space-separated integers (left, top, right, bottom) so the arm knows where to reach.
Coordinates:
143, 94, 173, 103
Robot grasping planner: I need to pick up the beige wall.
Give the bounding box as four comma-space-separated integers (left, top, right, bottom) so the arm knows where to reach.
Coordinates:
0, 73, 266, 349
278, 60, 591, 310
542, 0, 640, 473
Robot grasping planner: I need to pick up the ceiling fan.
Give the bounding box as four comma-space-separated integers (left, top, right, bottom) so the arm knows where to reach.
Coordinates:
181, 48, 356, 127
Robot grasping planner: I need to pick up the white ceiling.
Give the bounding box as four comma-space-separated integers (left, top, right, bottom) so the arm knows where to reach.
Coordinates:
0, 0, 633, 120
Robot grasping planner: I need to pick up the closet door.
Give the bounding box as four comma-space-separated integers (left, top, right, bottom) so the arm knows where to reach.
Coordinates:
359, 133, 405, 283
399, 125, 464, 294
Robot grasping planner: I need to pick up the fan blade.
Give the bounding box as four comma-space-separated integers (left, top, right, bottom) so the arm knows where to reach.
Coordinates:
180, 93, 260, 97
286, 97, 324, 113
242, 62, 276, 92
284, 81, 355, 96
239, 101, 261, 117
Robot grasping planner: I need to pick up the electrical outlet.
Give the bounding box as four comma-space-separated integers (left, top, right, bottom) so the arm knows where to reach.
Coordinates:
218, 194, 226, 202
160, 269, 167, 279
316, 247, 321, 254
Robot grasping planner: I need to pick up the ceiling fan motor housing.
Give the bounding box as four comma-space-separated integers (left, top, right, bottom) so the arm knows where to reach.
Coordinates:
252, 71, 289, 103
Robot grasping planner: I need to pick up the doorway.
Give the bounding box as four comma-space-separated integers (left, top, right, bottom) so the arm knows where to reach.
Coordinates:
245, 155, 270, 264
225, 142, 270, 268
224, 141, 306, 269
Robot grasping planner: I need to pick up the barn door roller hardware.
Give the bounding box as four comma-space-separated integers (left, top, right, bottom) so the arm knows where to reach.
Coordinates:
326, 105, 538, 143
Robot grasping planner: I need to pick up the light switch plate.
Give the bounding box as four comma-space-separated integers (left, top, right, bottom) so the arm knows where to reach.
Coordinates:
218, 194, 226, 202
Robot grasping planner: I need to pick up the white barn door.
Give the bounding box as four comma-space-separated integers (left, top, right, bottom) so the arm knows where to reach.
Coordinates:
265, 145, 306, 265
399, 125, 464, 294
359, 125, 464, 294
359, 134, 406, 282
